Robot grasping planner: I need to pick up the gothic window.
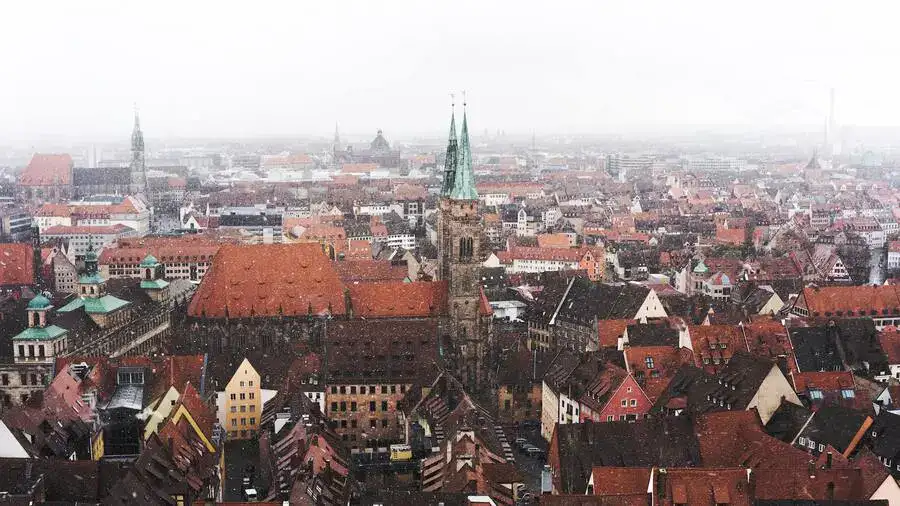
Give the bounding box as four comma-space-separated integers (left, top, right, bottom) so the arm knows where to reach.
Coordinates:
459, 237, 474, 260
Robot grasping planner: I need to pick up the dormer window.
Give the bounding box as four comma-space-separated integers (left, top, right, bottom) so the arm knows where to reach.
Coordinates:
841, 389, 855, 399
809, 389, 824, 400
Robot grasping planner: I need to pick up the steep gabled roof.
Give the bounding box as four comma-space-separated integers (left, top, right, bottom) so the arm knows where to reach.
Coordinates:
20, 153, 73, 186
188, 243, 347, 318
347, 281, 447, 318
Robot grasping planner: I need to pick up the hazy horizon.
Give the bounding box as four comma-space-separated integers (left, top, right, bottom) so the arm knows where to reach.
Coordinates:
3, 0, 900, 141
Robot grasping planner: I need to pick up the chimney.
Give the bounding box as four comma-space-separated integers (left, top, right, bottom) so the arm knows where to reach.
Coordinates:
808, 461, 816, 478
826, 451, 833, 469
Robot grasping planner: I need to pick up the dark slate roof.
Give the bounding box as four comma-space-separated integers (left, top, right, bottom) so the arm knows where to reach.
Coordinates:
218, 212, 283, 227
542, 349, 583, 395
525, 274, 577, 326
798, 405, 870, 454
527, 276, 652, 327
344, 218, 372, 238
599, 282, 653, 320
652, 351, 780, 416
764, 399, 813, 443
625, 322, 678, 347
833, 318, 889, 372
789, 325, 844, 372
551, 415, 701, 494
869, 411, 900, 461
72, 166, 131, 186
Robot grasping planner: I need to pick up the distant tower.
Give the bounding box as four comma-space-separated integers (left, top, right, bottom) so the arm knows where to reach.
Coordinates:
130, 107, 146, 195
333, 123, 342, 152
437, 94, 491, 390
827, 88, 841, 158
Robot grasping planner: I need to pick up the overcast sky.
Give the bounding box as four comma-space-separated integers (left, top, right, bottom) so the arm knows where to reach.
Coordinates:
1, 0, 898, 140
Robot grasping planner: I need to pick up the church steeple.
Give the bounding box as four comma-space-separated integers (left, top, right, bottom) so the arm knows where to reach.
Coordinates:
130, 105, 146, 194
441, 97, 458, 196
333, 122, 341, 152
449, 96, 478, 200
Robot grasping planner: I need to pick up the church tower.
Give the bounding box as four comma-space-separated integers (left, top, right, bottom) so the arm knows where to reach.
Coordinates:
130, 108, 146, 194
437, 97, 490, 390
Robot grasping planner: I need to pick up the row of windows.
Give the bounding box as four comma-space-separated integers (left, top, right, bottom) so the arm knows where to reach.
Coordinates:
229, 404, 256, 413
619, 399, 639, 407
329, 384, 406, 395
1, 373, 46, 386
808, 389, 854, 400
331, 400, 391, 412
335, 418, 393, 429
17, 343, 56, 359
230, 417, 256, 426
229, 392, 255, 400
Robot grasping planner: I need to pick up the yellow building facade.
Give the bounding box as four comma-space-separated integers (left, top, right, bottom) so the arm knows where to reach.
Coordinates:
224, 358, 262, 439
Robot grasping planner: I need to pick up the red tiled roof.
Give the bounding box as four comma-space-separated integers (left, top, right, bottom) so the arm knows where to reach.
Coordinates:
506, 245, 593, 262
35, 203, 73, 217
589, 467, 649, 496
479, 287, 492, 317
688, 325, 746, 373
340, 163, 379, 173
188, 243, 347, 318
878, 326, 900, 364
696, 411, 812, 469
742, 319, 797, 373
798, 285, 900, 315
0, 243, 34, 286
43, 224, 133, 236
889, 241, 900, 254
791, 371, 855, 393
715, 225, 746, 246
347, 281, 447, 318
536, 234, 572, 249
334, 260, 407, 283
150, 355, 206, 401
20, 153, 72, 186
624, 345, 692, 402
346, 239, 372, 260
99, 241, 220, 265
393, 183, 427, 201
598, 319, 634, 348
753, 467, 866, 501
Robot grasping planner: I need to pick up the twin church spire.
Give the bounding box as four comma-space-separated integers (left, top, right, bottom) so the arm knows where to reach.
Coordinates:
441, 95, 478, 200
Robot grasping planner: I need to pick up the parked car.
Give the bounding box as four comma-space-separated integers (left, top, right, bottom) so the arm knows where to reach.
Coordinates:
525, 447, 544, 459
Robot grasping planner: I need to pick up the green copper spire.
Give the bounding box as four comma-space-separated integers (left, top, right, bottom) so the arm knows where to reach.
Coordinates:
449, 98, 478, 200
441, 99, 458, 196
84, 236, 98, 275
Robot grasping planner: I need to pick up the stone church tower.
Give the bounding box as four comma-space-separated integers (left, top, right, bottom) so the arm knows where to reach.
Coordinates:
130, 109, 147, 195
437, 100, 491, 390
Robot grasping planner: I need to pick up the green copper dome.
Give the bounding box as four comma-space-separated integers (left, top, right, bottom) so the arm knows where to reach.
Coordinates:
140, 254, 159, 267
27, 294, 51, 310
